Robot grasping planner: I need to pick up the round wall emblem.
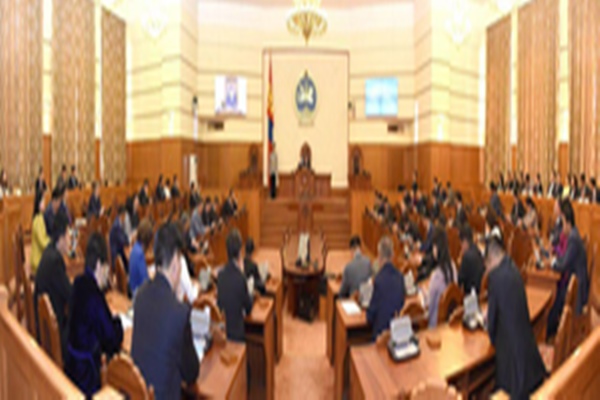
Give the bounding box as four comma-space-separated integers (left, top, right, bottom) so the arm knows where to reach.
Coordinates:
295, 70, 317, 125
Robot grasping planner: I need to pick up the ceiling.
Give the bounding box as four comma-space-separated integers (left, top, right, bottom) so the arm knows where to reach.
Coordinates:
214, 0, 410, 8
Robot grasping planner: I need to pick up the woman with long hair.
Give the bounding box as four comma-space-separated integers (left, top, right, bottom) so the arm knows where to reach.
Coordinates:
426, 226, 457, 328
31, 191, 50, 276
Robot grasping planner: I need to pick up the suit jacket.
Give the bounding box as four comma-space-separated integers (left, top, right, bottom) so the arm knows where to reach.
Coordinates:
243, 257, 266, 295
490, 193, 504, 219
367, 262, 406, 339
34, 244, 72, 355
488, 256, 546, 399
420, 225, 434, 254
65, 269, 123, 396
458, 243, 485, 294
87, 194, 102, 218
339, 252, 372, 298
35, 177, 47, 198
217, 261, 253, 342
189, 209, 206, 241
68, 175, 79, 190
455, 206, 468, 228
533, 183, 543, 197
131, 274, 199, 400
189, 192, 201, 210
554, 228, 589, 314
155, 185, 166, 202
221, 200, 235, 219
171, 185, 180, 198
510, 200, 525, 224
138, 189, 150, 206
109, 218, 129, 270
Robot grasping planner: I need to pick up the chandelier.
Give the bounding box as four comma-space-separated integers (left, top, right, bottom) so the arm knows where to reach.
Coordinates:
142, 0, 167, 40
445, 0, 472, 45
286, 0, 328, 45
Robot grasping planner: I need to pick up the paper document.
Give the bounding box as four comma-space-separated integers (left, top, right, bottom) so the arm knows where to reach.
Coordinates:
464, 289, 479, 317
191, 306, 211, 337
390, 315, 413, 344
199, 267, 211, 291
118, 310, 133, 331
247, 276, 255, 296
259, 262, 269, 283
358, 281, 373, 308
340, 300, 361, 316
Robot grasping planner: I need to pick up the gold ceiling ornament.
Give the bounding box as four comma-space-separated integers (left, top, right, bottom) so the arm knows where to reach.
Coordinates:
286, 0, 328, 45
445, 0, 472, 45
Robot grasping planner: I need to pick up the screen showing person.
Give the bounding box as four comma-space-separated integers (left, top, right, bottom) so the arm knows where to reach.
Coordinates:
215, 75, 247, 115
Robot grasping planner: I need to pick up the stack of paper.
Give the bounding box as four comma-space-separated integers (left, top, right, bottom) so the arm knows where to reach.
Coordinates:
340, 300, 361, 316
190, 306, 211, 363
259, 262, 269, 283
390, 315, 413, 345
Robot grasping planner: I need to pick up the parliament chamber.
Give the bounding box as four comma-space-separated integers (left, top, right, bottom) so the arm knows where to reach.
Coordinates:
2, 0, 600, 399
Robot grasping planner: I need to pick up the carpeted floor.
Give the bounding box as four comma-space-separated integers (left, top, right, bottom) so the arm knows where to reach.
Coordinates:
274, 310, 334, 399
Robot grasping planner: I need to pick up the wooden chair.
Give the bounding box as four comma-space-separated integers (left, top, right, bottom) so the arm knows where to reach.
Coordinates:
565, 275, 578, 315
571, 306, 591, 353
400, 302, 428, 332
448, 306, 464, 326
446, 227, 461, 266
14, 233, 35, 336
102, 353, 154, 400
411, 379, 462, 400
437, 283, 464, 325
587, 242, 596, 284
538, 306, 572, 373
479, 269, 490, 301
114, 256, 129, 296
37, 294, 63, 369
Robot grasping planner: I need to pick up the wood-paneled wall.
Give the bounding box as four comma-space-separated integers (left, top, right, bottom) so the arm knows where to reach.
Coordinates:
197, 142, 262, 189
353, 143, 482, 193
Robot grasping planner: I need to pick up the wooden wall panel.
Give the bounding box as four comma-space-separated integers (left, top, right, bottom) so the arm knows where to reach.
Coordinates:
558, 142, 569, 178
197, 142, 262, 189
95, 138, 101, 181
43, 135, 51, 188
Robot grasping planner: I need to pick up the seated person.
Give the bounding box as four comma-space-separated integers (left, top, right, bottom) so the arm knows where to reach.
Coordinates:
189, 201, 207, 252
129, 218, 154, 297
44, 186, 63, 237
339, 236, 372, 298
533, 173, 544, 197
458, 225, 485, 294
485, 234, 546, 398
87, 181, 102, 218
138, 179, 150, 206
426, 227, 457, 328
164, 179, 172, 200
201, 199, 214, 227
454, 192, 468, 228
221, 189, 238, 219
217, 229, 254, 342
171, 175, 181, 198
548, 199, 589, 337
210, 197, 220, 222
521, 197, 538, 231
189, 182, 201, 210
367, 236, 406, 339
132, 223, 199, 399
124, 194, 140, 240
155, 175, 166, 202
510, 189, 526, 225
65, 233, 123, 396
68, 165, 79, 190
31, 192, 50, 276
243, 238, 266, 295
399, 216, 422, 245
109, 206, 130, 271
489, 183, 504, 220
34, 210, 72, 355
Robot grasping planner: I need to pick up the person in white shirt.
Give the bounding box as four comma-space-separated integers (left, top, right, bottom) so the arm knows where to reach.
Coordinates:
164, 179, 172, 200
269, 144, 278, 199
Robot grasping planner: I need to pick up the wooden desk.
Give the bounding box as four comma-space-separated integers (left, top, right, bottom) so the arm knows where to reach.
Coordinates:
245, 297, 275, 400
349, 285, 554, 399
255, 249, 284, 362
278, 171, 332, 199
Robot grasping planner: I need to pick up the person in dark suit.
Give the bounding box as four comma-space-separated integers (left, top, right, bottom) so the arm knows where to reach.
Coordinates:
485, 235, 546, 399
221, 190, 236, 220
419, 212, 434, 254
339, 236, 372, 298
155, 174, 166, 202
458, 226, 484, 294
189, 182, 201, 210
138, 180, 150, 206
68, 165, 79, 190
217, 229, 254, 342
87, 181, 102, 218
243, 238, 266, 295
34, 209, 72, 356
171, 175, 181, 198
533, 173, 543, 197
548, 199, 589, 336
489, 183, 504, 220
510, 189, 526, 225
367, 236, 406, 339
579, 173, 591, 202
44, 187, 63, 238
65, 233, 123, 396
454, 192, 468, 228
109, 206, 129, 272
411, 170, 418, 193
400, 216, 422, 245
131, 223, 199, 399
547, 170, 562, 198
124, 194, 140, 238
590, 177, 599, 204
34, 166, 47, 199
56, 164, 67, 191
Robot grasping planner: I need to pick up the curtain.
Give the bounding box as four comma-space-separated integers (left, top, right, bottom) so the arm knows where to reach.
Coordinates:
517, 0, 558, 185
485, 15, 511, 185
52, 0, 95, 187
0, 0, 43, 193
102, 8, 126, 185
569, 0, 600, 176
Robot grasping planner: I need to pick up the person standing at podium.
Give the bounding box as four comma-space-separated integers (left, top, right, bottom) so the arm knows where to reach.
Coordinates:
269, 143, 278, 199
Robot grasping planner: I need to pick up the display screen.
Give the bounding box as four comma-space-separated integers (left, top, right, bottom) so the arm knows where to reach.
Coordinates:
215, 75, 247, 115
365, 77, 398, 117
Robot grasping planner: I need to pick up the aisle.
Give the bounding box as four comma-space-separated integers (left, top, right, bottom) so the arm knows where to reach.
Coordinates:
274, 310, 334, 399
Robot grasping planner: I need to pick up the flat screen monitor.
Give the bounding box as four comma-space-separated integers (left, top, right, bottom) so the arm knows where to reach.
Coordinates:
215, 75, 247, 115
365, 77, 398, 117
